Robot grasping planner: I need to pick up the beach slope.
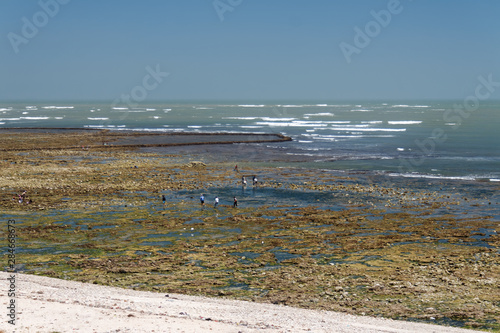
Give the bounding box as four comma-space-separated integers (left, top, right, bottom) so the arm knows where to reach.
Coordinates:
0, 272, 481, 333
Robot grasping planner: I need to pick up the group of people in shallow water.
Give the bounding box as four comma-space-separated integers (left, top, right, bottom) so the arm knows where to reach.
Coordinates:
234, 165, 258, 186
199, 194, 237, 209
13, 190, 33, 204
161, 193, 238, 209
241, 175, 258, 186
160, 167, 258, 210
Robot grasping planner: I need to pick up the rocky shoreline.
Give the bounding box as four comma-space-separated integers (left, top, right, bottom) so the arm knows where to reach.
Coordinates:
0, 130, 498, 331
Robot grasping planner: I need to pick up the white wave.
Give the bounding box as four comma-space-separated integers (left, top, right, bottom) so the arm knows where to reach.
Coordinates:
22, 112, 29, 115
84, 125, 126, 128
112, 107, 128, 110
295, 146, 333, 151
313, 137, 338, 142
0, 122, 4, 124
294, 120, 327, 124
163, 109, 172, 112
331, 127, 406, 132
42, 106, 74, 109
0, 108, 13, 111
260, 117, 296, 121
315, 135, 364, 139
397, 148, 405, 151
222, 117, 258, 120
239, 125, 264, 129
130, 108, 156, 112
490, 179, 500, 182
238, 104, 265, 107
282, 105, 303, 108
297, 140, 314, 143
361, 121, 383, 124
188, 126, 202, 128
255, 121, 327, 127
25, 106, 37, 110
388, 121, 422, 125
286, 152, 317, 156
331, 124, 370, 128
88, 117, 109, 120
195, 107, 213, 110
0, 118, 21, 121
303, 113, 334, 116
350, 109, 373, 112
153, 116, 160, 119
315, 134, 395, 139
20, 116, 50, 120
392, 105, 428, 108
389, 173, 476, 181
445, 123, 458, 126
54, 117, 64, 120
315, 104, 328, 107
436, 156, 499, 162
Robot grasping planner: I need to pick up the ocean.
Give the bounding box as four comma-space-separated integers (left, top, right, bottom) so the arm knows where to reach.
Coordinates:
1, 100, 499, 182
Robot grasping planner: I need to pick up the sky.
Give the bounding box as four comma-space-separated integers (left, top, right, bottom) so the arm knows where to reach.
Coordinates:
1, 0, 499, 102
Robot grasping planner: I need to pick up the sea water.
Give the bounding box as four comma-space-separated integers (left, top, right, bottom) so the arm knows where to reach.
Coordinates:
0, 100, 499, 181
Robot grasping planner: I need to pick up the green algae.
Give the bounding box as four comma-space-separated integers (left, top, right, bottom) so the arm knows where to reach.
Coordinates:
1, 131, 499, 331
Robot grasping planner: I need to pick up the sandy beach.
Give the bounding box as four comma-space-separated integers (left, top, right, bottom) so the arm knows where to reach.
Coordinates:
1, 271, 483, 333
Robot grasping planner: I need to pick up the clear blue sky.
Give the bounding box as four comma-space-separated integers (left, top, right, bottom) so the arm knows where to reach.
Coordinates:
1, 0, 499, 101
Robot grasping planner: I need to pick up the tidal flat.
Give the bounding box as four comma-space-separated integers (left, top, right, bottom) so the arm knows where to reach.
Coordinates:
1, 130, 499, 331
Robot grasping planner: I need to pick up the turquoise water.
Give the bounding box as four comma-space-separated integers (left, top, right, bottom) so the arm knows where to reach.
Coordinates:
1, 100, 499, 180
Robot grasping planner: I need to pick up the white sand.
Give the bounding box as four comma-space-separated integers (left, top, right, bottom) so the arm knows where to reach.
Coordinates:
1, 272, 481, 333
